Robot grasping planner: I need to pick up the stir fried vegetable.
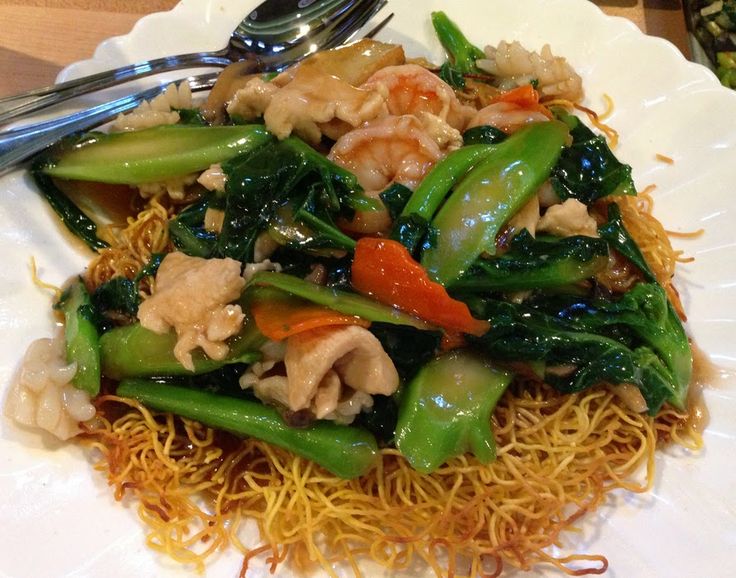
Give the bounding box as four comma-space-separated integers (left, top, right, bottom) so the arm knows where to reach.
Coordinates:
117, 380, 379, 479
42, 125, 272, 183
55, 280, 101, 395
395, 351, 512, 473
451, 230, 609, 292
551, 109, 636, 204
422, 121, 568, 284
431, 10, 485, 87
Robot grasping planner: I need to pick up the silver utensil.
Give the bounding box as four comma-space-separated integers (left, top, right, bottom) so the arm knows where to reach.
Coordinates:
0, 0, 386, 125
0, 74, 219, 173
0, 10, 393, 174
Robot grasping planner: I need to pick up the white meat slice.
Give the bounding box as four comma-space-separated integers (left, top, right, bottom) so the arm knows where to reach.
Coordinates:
137, 252, 245, 371
227, 68, 388, 144
537, 198, 599, 238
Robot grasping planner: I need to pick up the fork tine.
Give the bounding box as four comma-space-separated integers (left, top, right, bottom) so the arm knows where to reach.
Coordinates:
363, 12, 394, 39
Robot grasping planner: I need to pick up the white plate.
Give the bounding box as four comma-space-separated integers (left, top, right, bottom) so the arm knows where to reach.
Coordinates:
1, 1, 735, 577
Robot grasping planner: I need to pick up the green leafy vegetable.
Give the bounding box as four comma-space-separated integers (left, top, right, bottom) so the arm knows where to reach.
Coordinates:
42, 125, 272, 184
218, 136, 366, 262
169, 196, 219, 258
100, 319, 264, 380
531, 283, 691, 407
422, 121, 568, 285
352, 394, 399, 446
431, 11, 485, 76
379, 183, 414, 220
368, 322, 442, 381
247, 271, 434, 331
174, 108, 209, 126
392, 144, 495, 254
293, 194, 357, 252
91, 277, 138, 324
462, 125, 507, 145
451, 230, 609, 292
468, 284, 690, 413
438, 61, 467, 89
117, 380, 378, 479
31, 169, 109, 251
551, 109, 636, 204
598, 202, 656, 282
55, 279, 101, 395
395, 351, 512, 473
91, 253, 164, 329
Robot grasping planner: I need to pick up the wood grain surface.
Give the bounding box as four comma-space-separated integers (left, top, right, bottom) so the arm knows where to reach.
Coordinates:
0, 0, 689, 97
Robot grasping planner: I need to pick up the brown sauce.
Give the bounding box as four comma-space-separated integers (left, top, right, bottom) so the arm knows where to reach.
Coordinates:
57, 179, 140, 227
686, 341, 736, 434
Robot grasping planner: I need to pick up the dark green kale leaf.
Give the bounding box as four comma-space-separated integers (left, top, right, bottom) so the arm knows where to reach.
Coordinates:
31, 167, 109, 251
353, 394, 399, 446
438, 61, 466, 89
173, 108, 209, 126
550, 109, 636, 204
218, 137, 366, 263
462, 125, 507, 145
468, 285, 690, 414
451, 230, 609, 293
598, 202, 656, 282
379, 183, 414, 220
368, 322, 442, 382
91, 253, 165, 331
168, 195, 219, 258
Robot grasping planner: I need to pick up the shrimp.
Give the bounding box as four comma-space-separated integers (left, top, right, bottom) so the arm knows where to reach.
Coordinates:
361, 64, 476, 131
466, 101, 549, 134
328, 115, 444, 234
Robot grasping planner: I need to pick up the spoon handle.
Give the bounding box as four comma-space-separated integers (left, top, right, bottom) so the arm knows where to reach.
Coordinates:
0, 73, 219, 175
0, 50, 232, 126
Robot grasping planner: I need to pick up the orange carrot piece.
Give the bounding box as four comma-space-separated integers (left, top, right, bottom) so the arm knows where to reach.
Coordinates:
351, 237, 490, 337
492, 84, 539, 106
251, 296, 370, 341
491, 84, 553, 118
440, 332, 467, 351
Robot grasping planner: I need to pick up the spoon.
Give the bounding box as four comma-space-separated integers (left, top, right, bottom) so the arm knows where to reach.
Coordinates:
0, 0, 387, 125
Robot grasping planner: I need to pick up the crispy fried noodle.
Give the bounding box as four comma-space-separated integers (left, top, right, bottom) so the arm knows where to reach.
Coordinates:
82, 375, 700, 577
77, 191, 701, 576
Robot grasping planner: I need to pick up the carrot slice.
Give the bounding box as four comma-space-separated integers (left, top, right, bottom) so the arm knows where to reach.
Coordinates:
351, 237, 490, 337
491, 85, 552, 118
251, 293, 370, 341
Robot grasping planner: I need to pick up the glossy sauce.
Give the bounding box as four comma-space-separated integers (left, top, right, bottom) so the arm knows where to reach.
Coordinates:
57, 179, 140, 227
686, 342, 735, 434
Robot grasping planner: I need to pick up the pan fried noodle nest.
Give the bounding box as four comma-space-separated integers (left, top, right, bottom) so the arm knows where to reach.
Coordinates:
78, 162, 702, 577
82, 386, 700, 578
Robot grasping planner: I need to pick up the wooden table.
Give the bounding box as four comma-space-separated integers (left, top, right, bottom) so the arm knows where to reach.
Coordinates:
0, 0, 691, 97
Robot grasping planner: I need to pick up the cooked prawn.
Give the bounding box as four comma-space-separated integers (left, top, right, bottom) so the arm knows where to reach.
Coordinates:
466, 101, 549, 134
361, 64, 476, 131
328, 115, 444, 234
